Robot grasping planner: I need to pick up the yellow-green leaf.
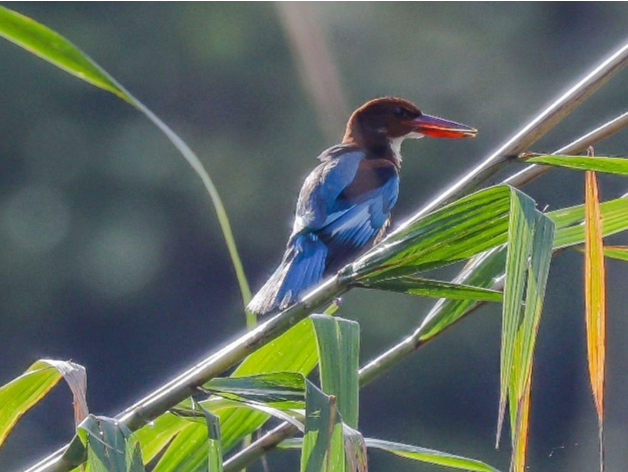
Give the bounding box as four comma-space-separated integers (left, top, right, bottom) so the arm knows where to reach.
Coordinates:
0, 360, 86, 448
584, 170, 606, 466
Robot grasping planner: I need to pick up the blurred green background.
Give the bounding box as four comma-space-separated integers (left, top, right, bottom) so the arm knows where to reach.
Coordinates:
1, 3, 628, 471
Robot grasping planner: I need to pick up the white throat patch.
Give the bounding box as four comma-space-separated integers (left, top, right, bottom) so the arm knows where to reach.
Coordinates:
390, 132, 424, 165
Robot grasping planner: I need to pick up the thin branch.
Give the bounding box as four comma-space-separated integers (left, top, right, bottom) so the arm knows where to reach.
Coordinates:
223, 103, 628, 472
28, 39, 628, 472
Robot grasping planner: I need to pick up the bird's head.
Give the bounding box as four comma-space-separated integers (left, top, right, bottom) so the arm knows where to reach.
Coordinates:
343, 97, 477, 149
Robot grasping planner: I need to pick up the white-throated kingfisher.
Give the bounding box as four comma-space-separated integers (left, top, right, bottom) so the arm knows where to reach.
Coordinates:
248, 97, 476, 315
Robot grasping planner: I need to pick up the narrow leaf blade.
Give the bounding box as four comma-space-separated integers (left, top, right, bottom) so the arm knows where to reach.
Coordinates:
366, 438, 501, 472
522, 154, 628, 176
585, 170, 606, 469
497, 190, 537, 445
510, 213, 554, 472
301, 383, 344, 472
311, 315, 360, 429
356, 276, 503, 302
198, 404, 223, 472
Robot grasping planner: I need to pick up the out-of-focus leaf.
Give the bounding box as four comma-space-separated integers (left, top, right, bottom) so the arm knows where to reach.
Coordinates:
301, 382, 345, 472
0, 359, 86, 448
496, 190, 537, 444
602, 245, 628, 262
345, 186, 516, 281
311, 315, 360, 429
365, 438, 501, 472
509, 213, 554, 472
521, 153, 628, 175
355, 276, 503, 302
76, 415, 144, 472
584, 170, 606, 467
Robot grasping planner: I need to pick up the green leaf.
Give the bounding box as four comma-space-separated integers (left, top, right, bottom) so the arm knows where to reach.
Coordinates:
550, 197, 628, 248
301, 382, 345, 472
509, 213, 554, 472
311, 315, 360, 429
220, 318, 318, 451
198, 404, 222, 472
355, 276, 503, 302
150, 422, 207, 472
77, 415, 145, 472
0, 359, 86, 448
0, 5, 251, 314
203, 372, 306, 408
416, 246, 508, 342
365, 438, 500, 472
497, 191, 537, 444
0, 7, 129, 101
521, 153, 628, 176
153, 319, 319, 469
603, 245, 628, 261
346, 186, 515, 281
133, 413, 190, 465
415, 196, 628, 345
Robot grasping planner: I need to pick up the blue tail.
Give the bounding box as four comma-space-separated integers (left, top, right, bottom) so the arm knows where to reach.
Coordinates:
247, 233, 328, 315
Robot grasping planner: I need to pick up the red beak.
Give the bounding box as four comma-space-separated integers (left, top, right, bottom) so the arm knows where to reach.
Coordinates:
411, 114, 477, 138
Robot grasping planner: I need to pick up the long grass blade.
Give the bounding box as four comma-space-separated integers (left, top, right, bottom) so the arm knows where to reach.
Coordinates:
365, 439, 500, 472
585, 169, 606, 472
0, 6, 252, 315
354, 276, 503, 302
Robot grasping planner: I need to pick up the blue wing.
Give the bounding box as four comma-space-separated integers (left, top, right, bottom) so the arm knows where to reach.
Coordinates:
247, 146, 399, 315
292, 148, 399, 273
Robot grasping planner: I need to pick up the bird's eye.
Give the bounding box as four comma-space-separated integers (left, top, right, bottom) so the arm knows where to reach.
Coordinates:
393, 107, 406, 118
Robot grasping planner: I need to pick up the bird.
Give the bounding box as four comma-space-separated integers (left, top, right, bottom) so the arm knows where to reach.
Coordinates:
247, 97, 477, 315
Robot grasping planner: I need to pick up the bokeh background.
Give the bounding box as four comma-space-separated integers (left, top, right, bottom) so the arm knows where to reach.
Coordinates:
2, 3, 628, 471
